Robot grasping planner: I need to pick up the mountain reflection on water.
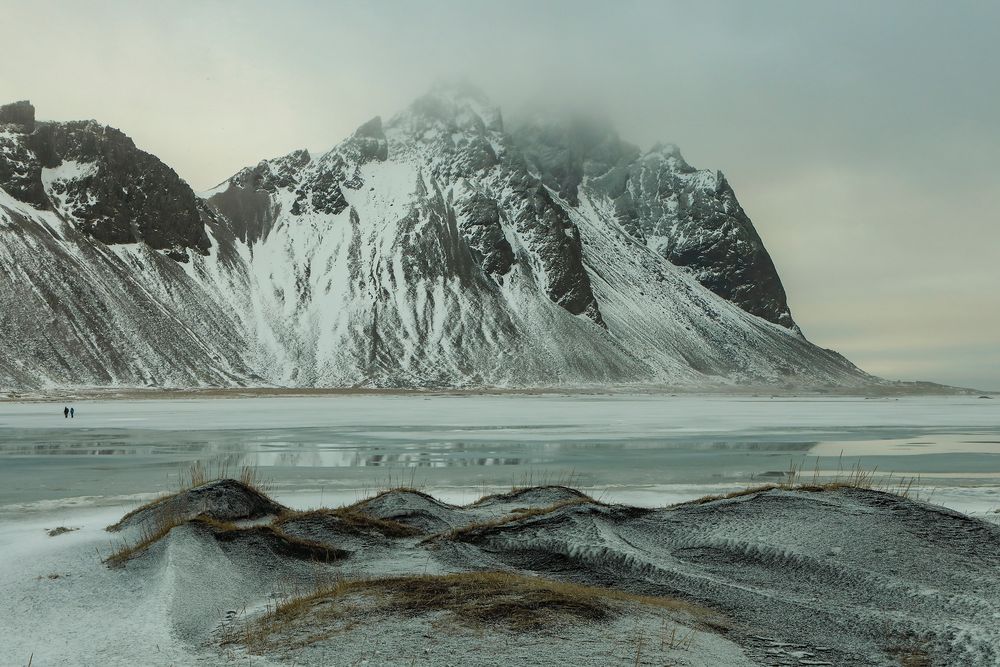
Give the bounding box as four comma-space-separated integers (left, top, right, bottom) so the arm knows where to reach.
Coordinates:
0, 395, 997, 507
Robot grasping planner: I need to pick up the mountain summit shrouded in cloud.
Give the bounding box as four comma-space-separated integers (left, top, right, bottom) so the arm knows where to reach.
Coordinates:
0, 90, 871, 390
2, 1, 997, 389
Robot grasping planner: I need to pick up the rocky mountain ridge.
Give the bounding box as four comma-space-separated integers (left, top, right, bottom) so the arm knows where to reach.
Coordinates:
0, 91, 872, 390
512, 114, 795, 330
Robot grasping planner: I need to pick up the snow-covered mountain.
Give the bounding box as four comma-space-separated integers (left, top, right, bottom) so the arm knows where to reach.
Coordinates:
0, 89, 872, 390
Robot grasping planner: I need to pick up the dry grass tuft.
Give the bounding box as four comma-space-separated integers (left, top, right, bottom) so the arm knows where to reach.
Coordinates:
507, 469, 585, 494
104, 509, 186, 567
107, 493, 178, 532
199, 519, 349, 562
181, 460, 271, 495
661, 621, 698, 651
107, 463, 276, 533
274, 508, 421, 538
104, 513, 347, 567
227, 571, 718, 653
897, 652, 932, 667
678, 459, 923, 507
468, 483, 599, 507
439, 498, 595, 542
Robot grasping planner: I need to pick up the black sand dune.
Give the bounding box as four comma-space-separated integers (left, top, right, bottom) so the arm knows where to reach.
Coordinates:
106, 480, 1000, 666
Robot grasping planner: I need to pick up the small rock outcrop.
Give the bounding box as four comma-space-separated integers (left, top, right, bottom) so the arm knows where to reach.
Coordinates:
0, 103, 210, 260
0, 100, 35, 130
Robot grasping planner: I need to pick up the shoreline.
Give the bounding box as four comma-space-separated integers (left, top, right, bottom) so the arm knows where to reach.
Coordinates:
2, 381, 991, 403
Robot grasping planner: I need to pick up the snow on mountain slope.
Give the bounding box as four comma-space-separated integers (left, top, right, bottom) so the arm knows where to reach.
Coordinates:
512, 116, 798, 330
570, 190, 860, 382
0, 92, 871, 390
0, 190, 254, 389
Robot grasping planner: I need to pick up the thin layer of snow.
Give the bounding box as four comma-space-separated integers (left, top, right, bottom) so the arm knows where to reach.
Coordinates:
41, 159, 97, 185
3, 478, 999, 665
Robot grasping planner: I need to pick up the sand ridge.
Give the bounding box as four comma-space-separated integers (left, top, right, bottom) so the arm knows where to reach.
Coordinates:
76, 480, 1000, 665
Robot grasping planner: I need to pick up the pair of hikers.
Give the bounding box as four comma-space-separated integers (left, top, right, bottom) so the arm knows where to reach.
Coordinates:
63, 406, 75, 419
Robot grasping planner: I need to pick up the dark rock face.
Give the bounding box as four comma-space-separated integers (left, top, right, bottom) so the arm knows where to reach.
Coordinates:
346, 116, 389, 162
383, 88, 605, 326
455, 191, 515, 280
0, 125, 48, 207
305, 157, 351, 215
512, 119, 797, 330
501, 173, 603, 323
512, 115, 639, 207
0, 100, 35, 130
0, 107, 208, 260
231, 149, 311, 193
211, 88, 606, 327
226, 119, 389, 220
614, 147, 796, 330
205, 182, 277, 247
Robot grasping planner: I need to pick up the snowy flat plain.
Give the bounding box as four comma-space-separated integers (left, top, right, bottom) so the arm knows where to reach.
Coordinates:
1, 394, 998, 515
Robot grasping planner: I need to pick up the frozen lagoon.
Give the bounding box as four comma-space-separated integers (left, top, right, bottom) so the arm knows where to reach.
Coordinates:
1, 394, 999, 517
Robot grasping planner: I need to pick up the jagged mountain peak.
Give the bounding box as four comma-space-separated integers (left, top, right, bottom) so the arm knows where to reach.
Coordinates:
390, 82, 504, 138
205, 87, 798, 331
510, 111, 638, 205
427, 79, 493, 103
643, 141, 691, 167
353, 115, 383, 135
512, 110, 628, 148
0, 103, 208, 260
0, 100, 36, 131
501, 111, 796, 330
338, 115, 388, 163
647, 141, 681, 154
0, 93, 870, 390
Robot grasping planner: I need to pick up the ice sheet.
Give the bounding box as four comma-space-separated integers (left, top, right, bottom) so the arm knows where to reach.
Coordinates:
1, 395, 998, 514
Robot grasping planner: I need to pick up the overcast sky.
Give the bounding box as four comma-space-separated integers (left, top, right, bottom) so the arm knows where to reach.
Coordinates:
3, 0, 998, 389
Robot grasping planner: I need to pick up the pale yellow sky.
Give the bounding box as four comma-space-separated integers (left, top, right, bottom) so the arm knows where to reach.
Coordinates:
3, 0, 998, 389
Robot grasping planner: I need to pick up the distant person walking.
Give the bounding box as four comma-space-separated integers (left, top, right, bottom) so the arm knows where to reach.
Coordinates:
63, 406, 69, 419
70, 407, 75, 419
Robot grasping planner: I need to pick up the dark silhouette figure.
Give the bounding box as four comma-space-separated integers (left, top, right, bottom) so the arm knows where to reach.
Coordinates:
70, 407, 75, 419
63, 406, 69, 418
